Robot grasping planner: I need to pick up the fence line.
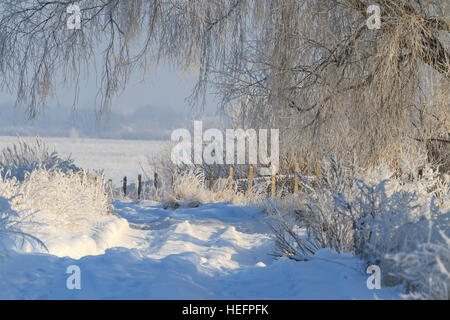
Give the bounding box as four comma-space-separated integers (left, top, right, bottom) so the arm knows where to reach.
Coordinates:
111, 162, 324, 201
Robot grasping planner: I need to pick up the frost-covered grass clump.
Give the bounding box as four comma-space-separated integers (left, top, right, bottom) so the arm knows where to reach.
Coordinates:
0, 169, 111, 232
143, 168, 267, 209
0, 137, 79, 181
266, 155, 449, 299
0, 138, 113, 257
140, 146, 267, 208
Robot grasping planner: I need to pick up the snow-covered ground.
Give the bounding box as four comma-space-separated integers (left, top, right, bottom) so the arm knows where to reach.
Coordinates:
0, 136, 167, 184
0, 136, 406, 299
0, 201, 403, 299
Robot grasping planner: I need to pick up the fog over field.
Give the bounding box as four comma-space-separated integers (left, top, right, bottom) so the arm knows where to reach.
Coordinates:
0, 64, 223, 141
0, 103, 191, 140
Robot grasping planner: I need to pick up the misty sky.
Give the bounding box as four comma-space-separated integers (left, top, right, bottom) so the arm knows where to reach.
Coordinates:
0, 64, 221, 140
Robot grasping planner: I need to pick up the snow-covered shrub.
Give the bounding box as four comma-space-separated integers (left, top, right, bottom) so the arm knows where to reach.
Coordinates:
0, 167, 114, 258
345, 165, 449, 297
0, 138, 113, 258
266, 156, 358, 258
1, 169, 111, 232
387, 231, 449, 300
141, 167, 267, 208
142, 147, 267, 207
263, 196, 319, 257
161, 168, 215, 206
266, 155, 449, 299
0, 137, 79, 181
0, 138, 109, 228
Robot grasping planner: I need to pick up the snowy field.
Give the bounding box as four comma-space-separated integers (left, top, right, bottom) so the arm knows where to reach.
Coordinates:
0, 136, 167, 184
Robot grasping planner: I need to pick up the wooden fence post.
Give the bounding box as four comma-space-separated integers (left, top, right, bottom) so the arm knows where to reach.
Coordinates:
271, 166, 276, 198
172, 170, 176, 191
123, 176, 127, 196
294, 163, 299, 195
248, 167, 253, 195
137, 174, 142, 200
209, 168, 214, 191
154, 172, 158, 190
228, 167, 233, 190
108, 179, 113, 198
